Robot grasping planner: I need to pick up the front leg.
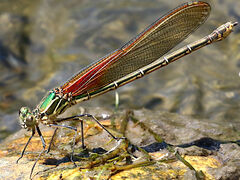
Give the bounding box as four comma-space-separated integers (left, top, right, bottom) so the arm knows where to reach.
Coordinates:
16, 128, 36, 163
30, 126, 46, 179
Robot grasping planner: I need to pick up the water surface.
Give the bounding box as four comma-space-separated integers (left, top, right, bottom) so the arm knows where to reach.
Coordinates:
0, 0, 239, 141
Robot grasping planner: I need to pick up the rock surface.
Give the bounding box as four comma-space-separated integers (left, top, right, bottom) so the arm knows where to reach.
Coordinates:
0, 108, 239, 179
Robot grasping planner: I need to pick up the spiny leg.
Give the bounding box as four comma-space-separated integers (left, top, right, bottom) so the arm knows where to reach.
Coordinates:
46, 127, 58, 153
56, 113, 123, 140
30, 126, 46, 179
80, 120, 85, 149
52, 114, 126, 164
16, 128, 36, 163
48, 124, 78, 166
83, 114, 118, 140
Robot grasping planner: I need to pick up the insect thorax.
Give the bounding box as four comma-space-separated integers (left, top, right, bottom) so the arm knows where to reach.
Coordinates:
37, 89, 72, 122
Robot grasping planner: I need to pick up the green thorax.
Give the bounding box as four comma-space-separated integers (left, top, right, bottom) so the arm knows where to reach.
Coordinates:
38, 91, 70, 118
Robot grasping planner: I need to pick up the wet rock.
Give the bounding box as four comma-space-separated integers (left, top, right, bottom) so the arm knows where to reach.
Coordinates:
0, 108, 239, 179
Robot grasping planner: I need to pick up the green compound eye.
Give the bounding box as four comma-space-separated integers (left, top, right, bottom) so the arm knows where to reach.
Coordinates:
19, 107, 33, 129
19, 107, 29, 118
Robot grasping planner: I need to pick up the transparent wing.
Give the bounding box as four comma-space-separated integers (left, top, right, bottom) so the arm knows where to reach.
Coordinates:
61, 2, 211, 96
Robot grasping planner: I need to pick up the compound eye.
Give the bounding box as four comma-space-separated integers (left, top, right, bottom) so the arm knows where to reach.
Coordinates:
26, 116, 34, 122
19, 107, 30, 117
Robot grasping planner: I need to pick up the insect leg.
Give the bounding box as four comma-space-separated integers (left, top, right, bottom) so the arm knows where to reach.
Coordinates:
48, 124, 78, 166
30, 126, 46, 179
57, 114, 123, 141
16, 128, 36, 163
46, 127, 58, 153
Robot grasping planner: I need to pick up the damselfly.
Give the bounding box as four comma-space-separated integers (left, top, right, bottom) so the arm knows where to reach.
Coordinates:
17, 1, 237, 178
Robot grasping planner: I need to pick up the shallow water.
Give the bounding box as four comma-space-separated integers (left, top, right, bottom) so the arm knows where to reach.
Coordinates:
0, 0, 239, 141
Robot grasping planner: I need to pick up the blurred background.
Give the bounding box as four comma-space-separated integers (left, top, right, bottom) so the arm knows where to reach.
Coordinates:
0, 0, 239, 141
